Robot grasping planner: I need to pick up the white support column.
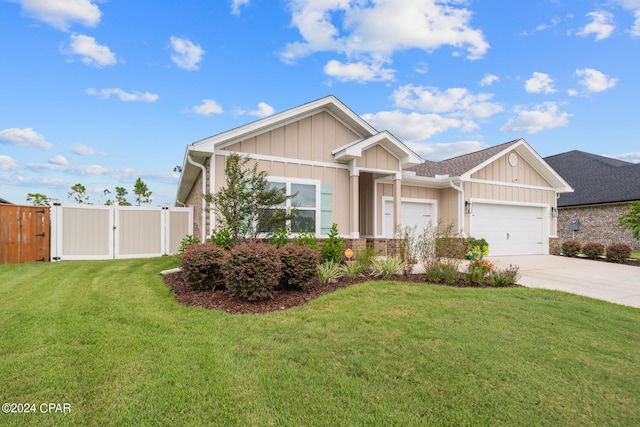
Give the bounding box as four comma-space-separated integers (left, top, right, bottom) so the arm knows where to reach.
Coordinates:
349, 162, 360, 238
393, 176, 401, 236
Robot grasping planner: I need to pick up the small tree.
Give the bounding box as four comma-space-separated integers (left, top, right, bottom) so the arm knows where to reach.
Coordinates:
133, 177, 152, 206
618, 201, 640, 240
204, 153, 292, 244
26, 193, 50, 206
68, 183, 90, 204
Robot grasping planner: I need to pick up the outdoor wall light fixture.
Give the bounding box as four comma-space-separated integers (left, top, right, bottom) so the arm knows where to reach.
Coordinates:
551, 207, 558, 217
465, 201, 473, 214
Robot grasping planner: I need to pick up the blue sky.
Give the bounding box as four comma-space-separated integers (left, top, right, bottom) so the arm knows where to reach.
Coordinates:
1, 0, 639, 206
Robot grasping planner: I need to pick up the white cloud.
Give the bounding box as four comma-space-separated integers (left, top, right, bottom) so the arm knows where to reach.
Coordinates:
191, 99, 224, 116
605, 151, 640, 164
87, 88, 159, 102
63, 34, 116, 67
16, 0, 101, 31
525, 72, 557, 94
407, 140, 485, 162
0, 155, 19, 171
575, 68, 618, 92
500, 102, 571, 134
280, 0, 489, 81
480, 74, 499, 87
170, 36, 205, 71
231, 0, 250, 16
323, 59, 395, 82
392, 84, 503, 119
0, 127, 53, 149
26, 162, 109, 175
48, 155, 68, 165
632, 10, 640, 36
362, 110, 470, 142
248, 102, 275, 118
577, 11, 615, 41
71, 143, 107, 156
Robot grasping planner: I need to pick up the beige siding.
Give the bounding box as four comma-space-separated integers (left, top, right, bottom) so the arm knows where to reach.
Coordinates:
62, 207, 111, 256
438, 188, 459, 231
472, 153, 553, 187
225, 111, 360, 162
360, 146, 400, 170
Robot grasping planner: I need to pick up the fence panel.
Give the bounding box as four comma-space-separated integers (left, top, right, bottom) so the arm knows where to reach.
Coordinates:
0, 205, 50, 264
50, 204, 193, 261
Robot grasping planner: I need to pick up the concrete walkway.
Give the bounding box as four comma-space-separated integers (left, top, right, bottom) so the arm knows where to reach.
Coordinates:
486, 255, 640, 308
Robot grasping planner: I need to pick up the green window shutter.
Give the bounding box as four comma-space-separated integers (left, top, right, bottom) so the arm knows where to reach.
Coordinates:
320, 183, 332, 236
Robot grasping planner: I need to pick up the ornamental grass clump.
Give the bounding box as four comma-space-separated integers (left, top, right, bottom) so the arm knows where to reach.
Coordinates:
425, 261, 459, 285
466, 258, 494, 285
179, 243, 227, 291
370, 256, 405, 279
223, 241, 281, 300
317, 260, 343, 284
341, 261, 367, 279
582, 242, 605, 260
486, 265, 521, 287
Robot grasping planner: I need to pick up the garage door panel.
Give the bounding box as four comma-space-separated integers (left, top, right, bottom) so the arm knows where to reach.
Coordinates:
472, 204, 544, 256
384, 200, 432, 238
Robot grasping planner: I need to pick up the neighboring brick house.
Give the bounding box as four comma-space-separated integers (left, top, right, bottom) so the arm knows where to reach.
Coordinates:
544, 151, 640, 251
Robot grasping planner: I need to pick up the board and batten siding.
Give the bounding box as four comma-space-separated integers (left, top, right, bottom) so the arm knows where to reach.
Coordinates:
224, 111, 361, 163
359, 145, 400, 170
471, 153, 554, 188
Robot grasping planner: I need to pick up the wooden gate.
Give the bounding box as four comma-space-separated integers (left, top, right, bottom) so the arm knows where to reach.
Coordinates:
0, 205, 50, 264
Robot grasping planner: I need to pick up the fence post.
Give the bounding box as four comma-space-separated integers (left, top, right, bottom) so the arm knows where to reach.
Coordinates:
49, 200, 61, 261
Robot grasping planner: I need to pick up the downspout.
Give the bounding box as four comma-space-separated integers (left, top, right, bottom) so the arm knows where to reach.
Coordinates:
175, 199, 186, 207
187, 152, 207, 242
448, 180, 467, 238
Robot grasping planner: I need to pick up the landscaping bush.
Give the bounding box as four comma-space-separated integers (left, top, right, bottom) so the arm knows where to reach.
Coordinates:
179, 243, 227, 291
279, 243, 319, 290
370, 256, 405, 279
177, 234, 200, 255
582, 242, 605, 260
605, 243, 631, 264
561, 240, 581, 257
341, 261, 367, 279
317, 261, 343, 284
294, 230, 319, 253
466, 237, 489, 260
466, 258, 495, 285
210, 227, 234, 250
425, 261, 459, 285
486, 265, 521, 287
435, 237, 467, 260
321, 223, 344, 263
223, 241, 281, 300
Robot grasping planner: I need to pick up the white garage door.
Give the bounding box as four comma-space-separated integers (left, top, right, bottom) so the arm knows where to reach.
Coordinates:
472, 204, 545, 256
384, 200, 432, 238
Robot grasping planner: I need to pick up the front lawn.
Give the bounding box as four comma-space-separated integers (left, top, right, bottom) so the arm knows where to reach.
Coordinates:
1, 258, 639, 426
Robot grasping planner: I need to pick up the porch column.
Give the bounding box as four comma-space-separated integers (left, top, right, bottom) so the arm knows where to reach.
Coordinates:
393, 175, 401, 236
350, 170, 360, 238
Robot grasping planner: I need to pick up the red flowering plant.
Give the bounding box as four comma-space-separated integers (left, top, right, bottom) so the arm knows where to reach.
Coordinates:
466, 258, 495, 285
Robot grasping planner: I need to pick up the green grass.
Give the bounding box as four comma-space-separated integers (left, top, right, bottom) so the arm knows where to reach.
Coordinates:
631, 251, 640, 260
1, 258, 639, 426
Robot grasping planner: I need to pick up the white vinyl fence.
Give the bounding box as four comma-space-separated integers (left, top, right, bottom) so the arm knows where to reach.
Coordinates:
50, 204, 193, 261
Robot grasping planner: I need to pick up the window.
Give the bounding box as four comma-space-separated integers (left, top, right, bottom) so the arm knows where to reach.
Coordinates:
266, 179, 319, 234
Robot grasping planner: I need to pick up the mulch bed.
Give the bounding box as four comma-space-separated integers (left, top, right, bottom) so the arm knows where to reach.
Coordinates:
163, 271, 512, 315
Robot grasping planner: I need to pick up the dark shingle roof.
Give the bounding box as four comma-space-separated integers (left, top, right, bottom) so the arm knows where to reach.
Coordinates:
544, 150, 640, 207
0, 197, 12, 204
408, 139, 520, 177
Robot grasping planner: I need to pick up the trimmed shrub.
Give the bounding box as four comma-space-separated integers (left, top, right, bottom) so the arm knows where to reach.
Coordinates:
561, 240, 581, 257
223, 241, 281, 300
317, 261, 343, 284
582, 242, 605, 260
279, 243, 319, 290
605, 243, 631, 264
179, 243, 227, 291
435, 237, 467, 260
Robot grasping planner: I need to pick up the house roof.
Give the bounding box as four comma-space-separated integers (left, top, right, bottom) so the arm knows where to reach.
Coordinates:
544, 150, 640, 207
0, 197, 12, 204
407, 138, 573, 192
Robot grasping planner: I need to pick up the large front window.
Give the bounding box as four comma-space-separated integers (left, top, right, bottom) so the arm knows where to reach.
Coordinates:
264, 179, 319, 233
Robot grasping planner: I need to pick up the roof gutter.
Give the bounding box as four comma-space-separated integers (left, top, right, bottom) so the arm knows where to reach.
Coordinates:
187, 151, 207, 242
448, 180, 467, 238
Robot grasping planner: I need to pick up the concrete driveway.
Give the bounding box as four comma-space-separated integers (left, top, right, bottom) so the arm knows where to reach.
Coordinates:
486, 255, 640, 308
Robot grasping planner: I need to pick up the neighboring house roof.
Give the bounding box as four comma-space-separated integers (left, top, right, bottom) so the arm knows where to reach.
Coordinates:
544, 150, 640, 207
407, 138, 573, 192
0, 197, 12, 204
